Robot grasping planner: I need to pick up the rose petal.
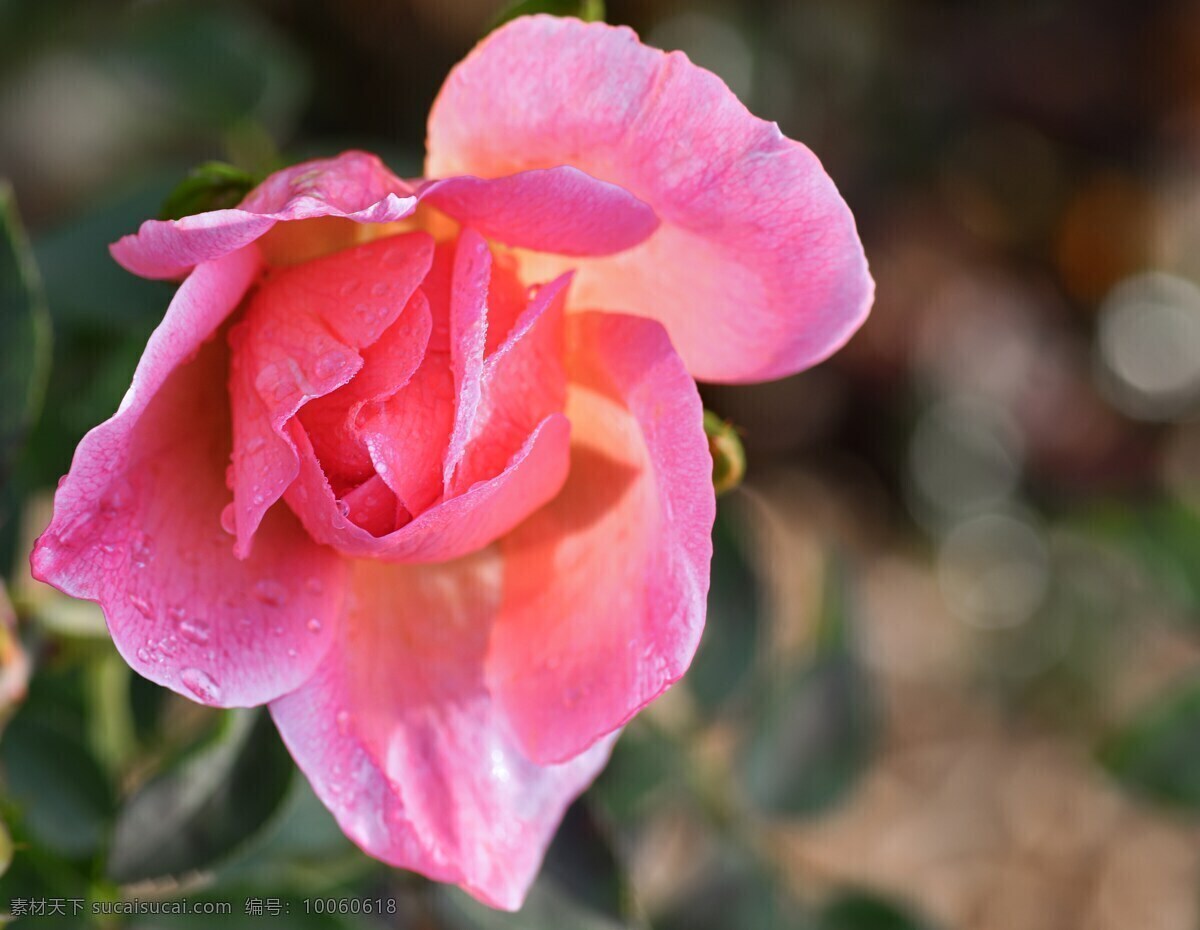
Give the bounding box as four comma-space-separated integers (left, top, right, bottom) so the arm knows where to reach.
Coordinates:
111, 151, 420, 280
449, 272, 570, 495
285, 412, 570, 564
487, 311, 715, 763
443, 227, 491, 489
299, 290, 433, 491
30, 253, 344, 707
113, 153, 657, 283
426, 15, 873, 383
227, 232, 433, 557
419, 166, 658, 256
269, 553, 615, 910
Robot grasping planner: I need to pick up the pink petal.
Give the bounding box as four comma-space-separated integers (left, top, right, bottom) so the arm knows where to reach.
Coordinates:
226, 233, 433, 557
487, 311, 715, 764
298, 290, 433, 492
442, 228, 491, 489
269, 554, 615, 911
419, 166, 658, 256
285, 412, 570, 564
30, 253, 345, 707
426, 15, 873, 383
111, 151, 420, 280
449, 272, 570, 495
357, 349, 456, 515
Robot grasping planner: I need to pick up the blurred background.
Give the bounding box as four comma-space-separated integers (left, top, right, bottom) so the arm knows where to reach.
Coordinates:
2, 0, 1200, 927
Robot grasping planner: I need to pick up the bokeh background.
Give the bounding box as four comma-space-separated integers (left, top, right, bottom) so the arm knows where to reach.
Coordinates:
2, 0, 1200, 927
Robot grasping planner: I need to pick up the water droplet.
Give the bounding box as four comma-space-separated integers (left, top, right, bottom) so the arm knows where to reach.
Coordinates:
254, 579, 288, 607
181, 668, 221, 703
246, 435, 266, 454
252, 492, 265, 507
56, 513, 90, 547
179, 617, 210, 645
287, 648, 297, 658
99, 479, 133, 517
220, 503, 237, 535
336, 710, 352, 735
314, 352, 347, 380
136, 647, 151, 662
305, 577, 324, 596
128, 593, 154, 618
306, 618, 322, 634
370, 281, 389, 298
336, 499, 351, 517
339, 280, 360, 298
273, 625, 284, 636
131, 534, 153, 567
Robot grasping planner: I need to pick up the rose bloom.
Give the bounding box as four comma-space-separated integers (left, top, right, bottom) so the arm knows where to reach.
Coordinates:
31, 15, 871, 909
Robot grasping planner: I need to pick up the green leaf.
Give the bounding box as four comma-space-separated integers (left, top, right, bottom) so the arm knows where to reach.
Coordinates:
0, 182, 52, 486
540, 802, 627, 921
1098, 675, 1200, 809
818, 891, 935, 930
34, 175, 178, 327
742, 564, 875, 817
160, 162, 259, 221
0, 713, 113, 859
488, 0, 605, 34
658, 851, 813, 930
209, 776, 370, 894
688, 508, 762, 712
100, 3, 308, 134
107, 709, 295, 883
589, 723, 680, 823
1080, 501, 1200, 619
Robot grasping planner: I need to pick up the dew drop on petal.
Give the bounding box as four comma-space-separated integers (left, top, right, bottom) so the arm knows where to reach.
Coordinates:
306, 618, 322, 634
131, 534, 154, 567
254, 579, 288, 607
128, 593, 154, 618
314, 352, 348, 380
179, 617, 211, 645
336, 710, 352, 736
220, 503, 237, 536
180, 668, 222, 703
305, 577, 324, 596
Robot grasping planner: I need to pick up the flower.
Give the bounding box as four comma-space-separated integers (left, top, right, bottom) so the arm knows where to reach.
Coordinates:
30, 14, 872, 910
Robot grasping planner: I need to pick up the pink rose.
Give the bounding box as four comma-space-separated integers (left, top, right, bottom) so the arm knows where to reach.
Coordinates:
30, 15, 871, 909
